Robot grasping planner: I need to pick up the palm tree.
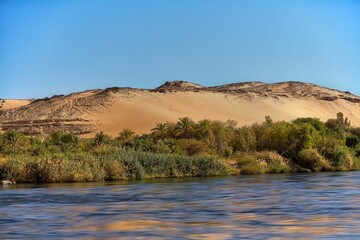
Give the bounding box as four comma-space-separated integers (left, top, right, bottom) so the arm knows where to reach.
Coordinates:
118, 128, 135, 142
151, 123, 168, 139
93, 131, 111, 146
164, 138, 180, 153
175, 117, 195, 139
196, 119, 212, 139
2, 130, 27, 153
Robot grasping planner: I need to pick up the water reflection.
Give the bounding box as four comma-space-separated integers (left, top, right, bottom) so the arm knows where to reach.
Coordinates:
1, 172, 360, 239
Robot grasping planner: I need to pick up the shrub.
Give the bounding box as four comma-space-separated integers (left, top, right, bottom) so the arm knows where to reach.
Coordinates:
98, 150, 228, 179
352, 156, 360, 170
93, 131, 112, 146
235, 151, 290, 174
235, 152, 267, 175
317, 137, 356, 171
331, 146, 355, 171
0, 153, 105, 183
255, 151, 290, 173
255, 122, 303, 159
177, 139, 210, 155
233, 127, 257, 152
1, 130, 29, 154
102, 159, 126, 180
36, 152, 104, 182
297, 149, 331, 172
153, 140, 172, 154
28, 137, 47, 156
0, 155, 38, 182
192, 156, 229, 176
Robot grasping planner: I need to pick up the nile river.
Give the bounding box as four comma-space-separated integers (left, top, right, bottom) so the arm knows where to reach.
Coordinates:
1, 172, 360, 239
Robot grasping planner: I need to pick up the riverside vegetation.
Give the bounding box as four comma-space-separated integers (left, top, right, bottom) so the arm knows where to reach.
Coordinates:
1, 112, 360, 183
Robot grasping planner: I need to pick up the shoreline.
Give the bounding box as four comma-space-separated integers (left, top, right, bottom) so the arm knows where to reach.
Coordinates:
1, 115, 359, 183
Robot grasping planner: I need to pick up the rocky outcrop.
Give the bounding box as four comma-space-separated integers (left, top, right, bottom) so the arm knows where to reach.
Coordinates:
153, 80, 205, 92
154, 80, 360, 103
207, 81, 360, 102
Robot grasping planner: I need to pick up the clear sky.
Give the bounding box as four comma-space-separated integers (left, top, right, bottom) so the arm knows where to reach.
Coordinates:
0, 0, 359, 99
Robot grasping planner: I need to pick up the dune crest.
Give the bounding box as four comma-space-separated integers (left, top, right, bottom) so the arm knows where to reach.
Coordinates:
0, 81, 359, 136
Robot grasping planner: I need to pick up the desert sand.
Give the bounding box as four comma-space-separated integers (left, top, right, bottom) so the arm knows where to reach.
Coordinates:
0, 81, 359, 136
0, 99, 31, 110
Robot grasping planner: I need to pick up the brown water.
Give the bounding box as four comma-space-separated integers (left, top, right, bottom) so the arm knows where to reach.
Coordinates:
1, 172, 360, 239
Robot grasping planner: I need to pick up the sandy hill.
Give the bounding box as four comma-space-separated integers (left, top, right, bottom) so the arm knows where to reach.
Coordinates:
1, 80, 360, 137
0, 99, 31, 110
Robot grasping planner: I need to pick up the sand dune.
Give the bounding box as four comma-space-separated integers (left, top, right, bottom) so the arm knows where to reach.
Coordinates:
0, 99, 31, 110
0, 81, 359, 136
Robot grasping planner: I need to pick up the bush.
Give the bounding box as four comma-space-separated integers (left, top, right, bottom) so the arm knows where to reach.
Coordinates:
28, 137, 47, 156
235, 152, 267, 175
297, 149, 331, 172
177, 139, 210, 155
37, 153, 104, 182
255, 151, 290, 173
317, 136, 356, 171
102, 159, 126, 180
233, 127, 257, 152
235, 151, 290, 174
0, 155, 38, 182
0, 153, 105, 183
352, 156, 360, 170
96, 150, 229, 180
331, 146, 355, 171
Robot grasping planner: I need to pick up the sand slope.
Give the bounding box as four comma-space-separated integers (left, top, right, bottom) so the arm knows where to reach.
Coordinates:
0, 81, 359, 136
0, 99, 31, 110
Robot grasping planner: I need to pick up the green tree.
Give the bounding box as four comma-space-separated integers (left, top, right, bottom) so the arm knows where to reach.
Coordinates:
45, 131, 79, 152
2, 130, 28, 153
207, 120, 234, 156
265, 116, 273, 124
293, 117, 326, 133
93, 131, 111, 146
175, 117, 195, 139
255, 121, 303, 159
325, 112, 350, 138
151, 123, 169, 139
177, 139, 210, 155
195, 119, 212, 139
118, 128, 136, 142
128, 134, 154, 151
233, 126, 257, 152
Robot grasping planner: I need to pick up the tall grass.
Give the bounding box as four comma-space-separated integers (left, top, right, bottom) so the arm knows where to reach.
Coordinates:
98, 150, 230, 179
235, 151, 290, 175
0, 150, 230, 183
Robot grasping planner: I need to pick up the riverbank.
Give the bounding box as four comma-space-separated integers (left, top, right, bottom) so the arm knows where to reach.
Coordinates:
1, 114, 360, 183
0, 149, 357, 184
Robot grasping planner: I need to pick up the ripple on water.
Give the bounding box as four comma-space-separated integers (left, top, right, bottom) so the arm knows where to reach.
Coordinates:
1, 173, 360, 239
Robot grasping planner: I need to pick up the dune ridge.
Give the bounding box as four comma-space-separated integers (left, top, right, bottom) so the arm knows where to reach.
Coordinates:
1, 80, 359, 136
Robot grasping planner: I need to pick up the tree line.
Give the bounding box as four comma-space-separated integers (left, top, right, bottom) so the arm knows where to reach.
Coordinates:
1, 112, 360, 182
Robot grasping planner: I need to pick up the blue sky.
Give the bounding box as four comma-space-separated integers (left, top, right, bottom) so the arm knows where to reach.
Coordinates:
0, 0, 359, 99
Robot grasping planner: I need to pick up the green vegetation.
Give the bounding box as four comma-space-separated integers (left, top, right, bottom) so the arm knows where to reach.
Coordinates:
1, 112, 360, 183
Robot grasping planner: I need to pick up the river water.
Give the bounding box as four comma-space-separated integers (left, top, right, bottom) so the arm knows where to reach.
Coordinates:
1, 172, 360, 239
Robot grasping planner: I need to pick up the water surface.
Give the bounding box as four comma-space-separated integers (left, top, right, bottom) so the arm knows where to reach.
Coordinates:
1, 172, 360, 239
